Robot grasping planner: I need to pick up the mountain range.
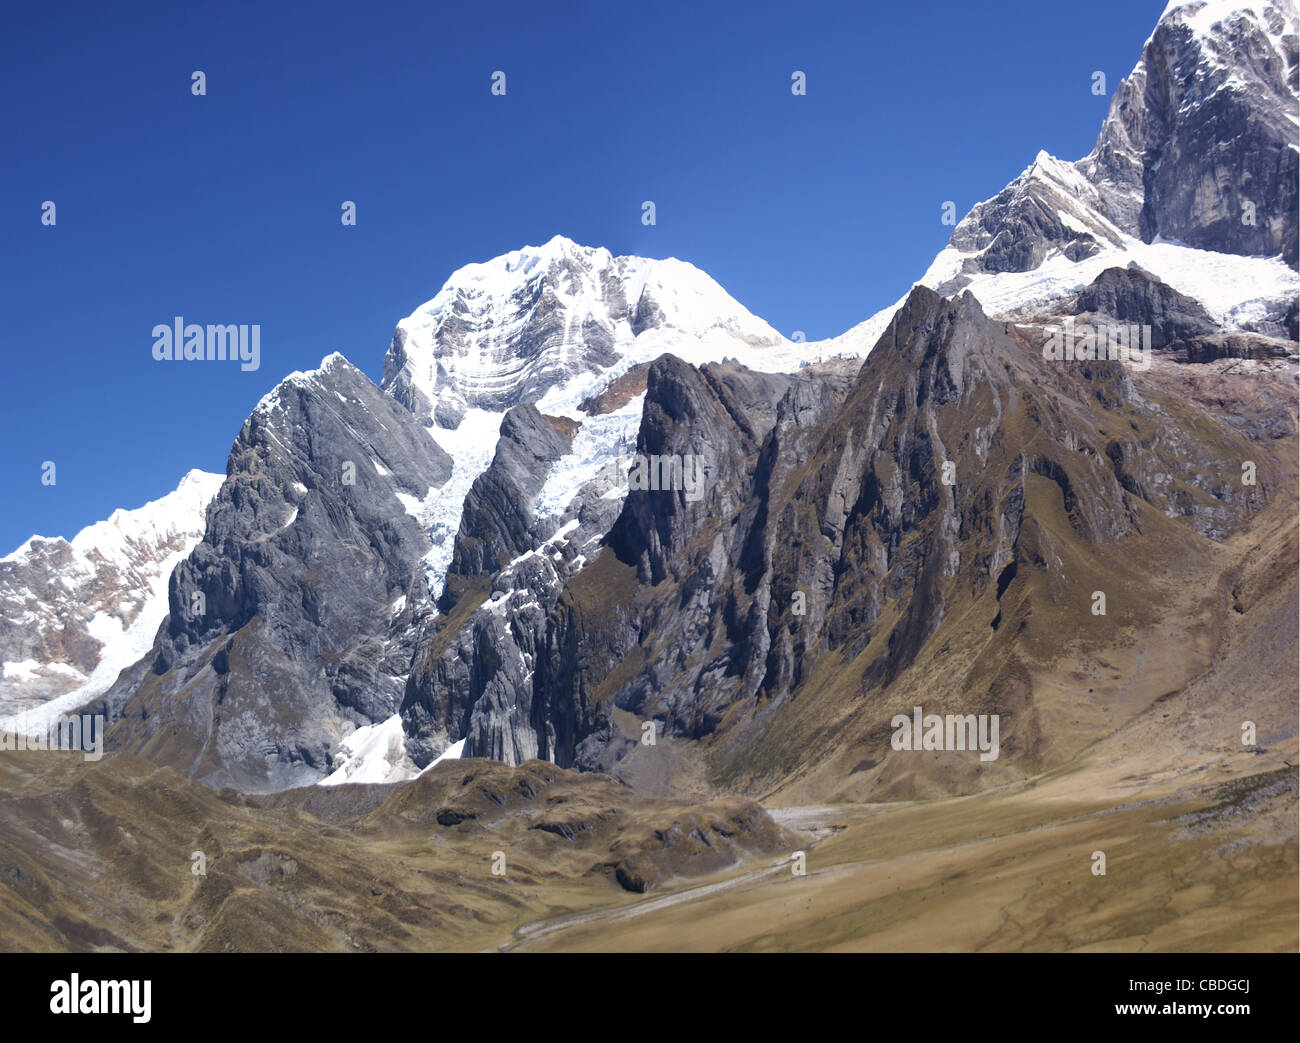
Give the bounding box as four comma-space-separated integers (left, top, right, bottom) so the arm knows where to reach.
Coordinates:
0, 0, 1295, 953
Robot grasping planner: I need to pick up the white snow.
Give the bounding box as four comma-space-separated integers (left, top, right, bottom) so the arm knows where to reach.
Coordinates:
922, 228, 1297, 326
1, 659, 85, 682
318, 715, 465, 787
535, 394, 645, 519
1058, 210, 1099, 237
501, 519, 581, 573
2, 660, 43, 682
318, 714, 418, 786
4, 468, 223, 569
0, 469, 224, 734
414, 407, 507, 600
1159, 0, 1294, 40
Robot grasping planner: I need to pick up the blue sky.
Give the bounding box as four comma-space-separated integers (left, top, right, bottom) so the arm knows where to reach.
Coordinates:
0, 0, 1164, 550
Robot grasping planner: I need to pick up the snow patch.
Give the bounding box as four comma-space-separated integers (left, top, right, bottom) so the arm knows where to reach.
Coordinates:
319, 715, 418, 786
928, 233, 1297, 325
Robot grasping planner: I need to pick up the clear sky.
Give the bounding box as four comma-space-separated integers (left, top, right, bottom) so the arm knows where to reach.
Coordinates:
0, 0, 1164, 551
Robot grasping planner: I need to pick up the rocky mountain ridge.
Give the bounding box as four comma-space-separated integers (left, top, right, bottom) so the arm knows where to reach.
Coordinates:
1, 0, 1294, 800
0, 470, 223, 722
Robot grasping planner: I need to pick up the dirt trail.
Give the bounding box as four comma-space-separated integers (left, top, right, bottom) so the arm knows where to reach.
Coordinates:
498, 861, 789, 951
498, 804, 857, 951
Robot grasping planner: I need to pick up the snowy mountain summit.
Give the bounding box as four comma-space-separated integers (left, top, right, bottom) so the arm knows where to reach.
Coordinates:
381, 234, 802, 428
927, 0, 1298, 331
1089, 0, 1299, 258
0, 470, 223, 721
378, 234, 836, 604
1, 0, 1296, 793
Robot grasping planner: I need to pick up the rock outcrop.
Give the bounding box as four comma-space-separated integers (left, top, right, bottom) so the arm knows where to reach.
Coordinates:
96, 355, 453, 791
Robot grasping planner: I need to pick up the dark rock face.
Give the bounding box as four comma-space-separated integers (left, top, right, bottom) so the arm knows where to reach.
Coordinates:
1085, 1, 1299, 265
1062, 264, 1298, 361
548, 359, 801, 760
441, 405, 576, 606
1071, 265, 1216, 346
94, 356, 453, 792
942, 2, 1299, 292
607, 358, 794, 587
400, 403, 627, 767
520, 286, 1275, 778
521, 359, 853, 773
946, 155, 1121, 279
399, 357, 805, 772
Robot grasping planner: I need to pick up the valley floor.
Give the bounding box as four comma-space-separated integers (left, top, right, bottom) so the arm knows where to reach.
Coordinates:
0, 729, 1294, 952
499, 749, 1297, 952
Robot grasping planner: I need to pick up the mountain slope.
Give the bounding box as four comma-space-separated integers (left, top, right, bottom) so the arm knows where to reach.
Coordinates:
920, 0, 1298, 334
0, 470, 223, 722
1087, 0, 1299, 263
506, 285, 1288, 799
14, 0, 1294, 799
97, 355, 454, 791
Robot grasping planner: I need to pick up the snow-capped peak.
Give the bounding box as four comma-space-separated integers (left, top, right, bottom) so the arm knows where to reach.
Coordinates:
379, 238, 855, 603
1140, 0, 1299, 107
1156, 0, 1298, 44
381, 239, 792, 426
4, 469, 223, 568
439, 234, 608, 292
1, 469, 224, 726
921, 0, 1298, 326
253, 351, 355, 416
